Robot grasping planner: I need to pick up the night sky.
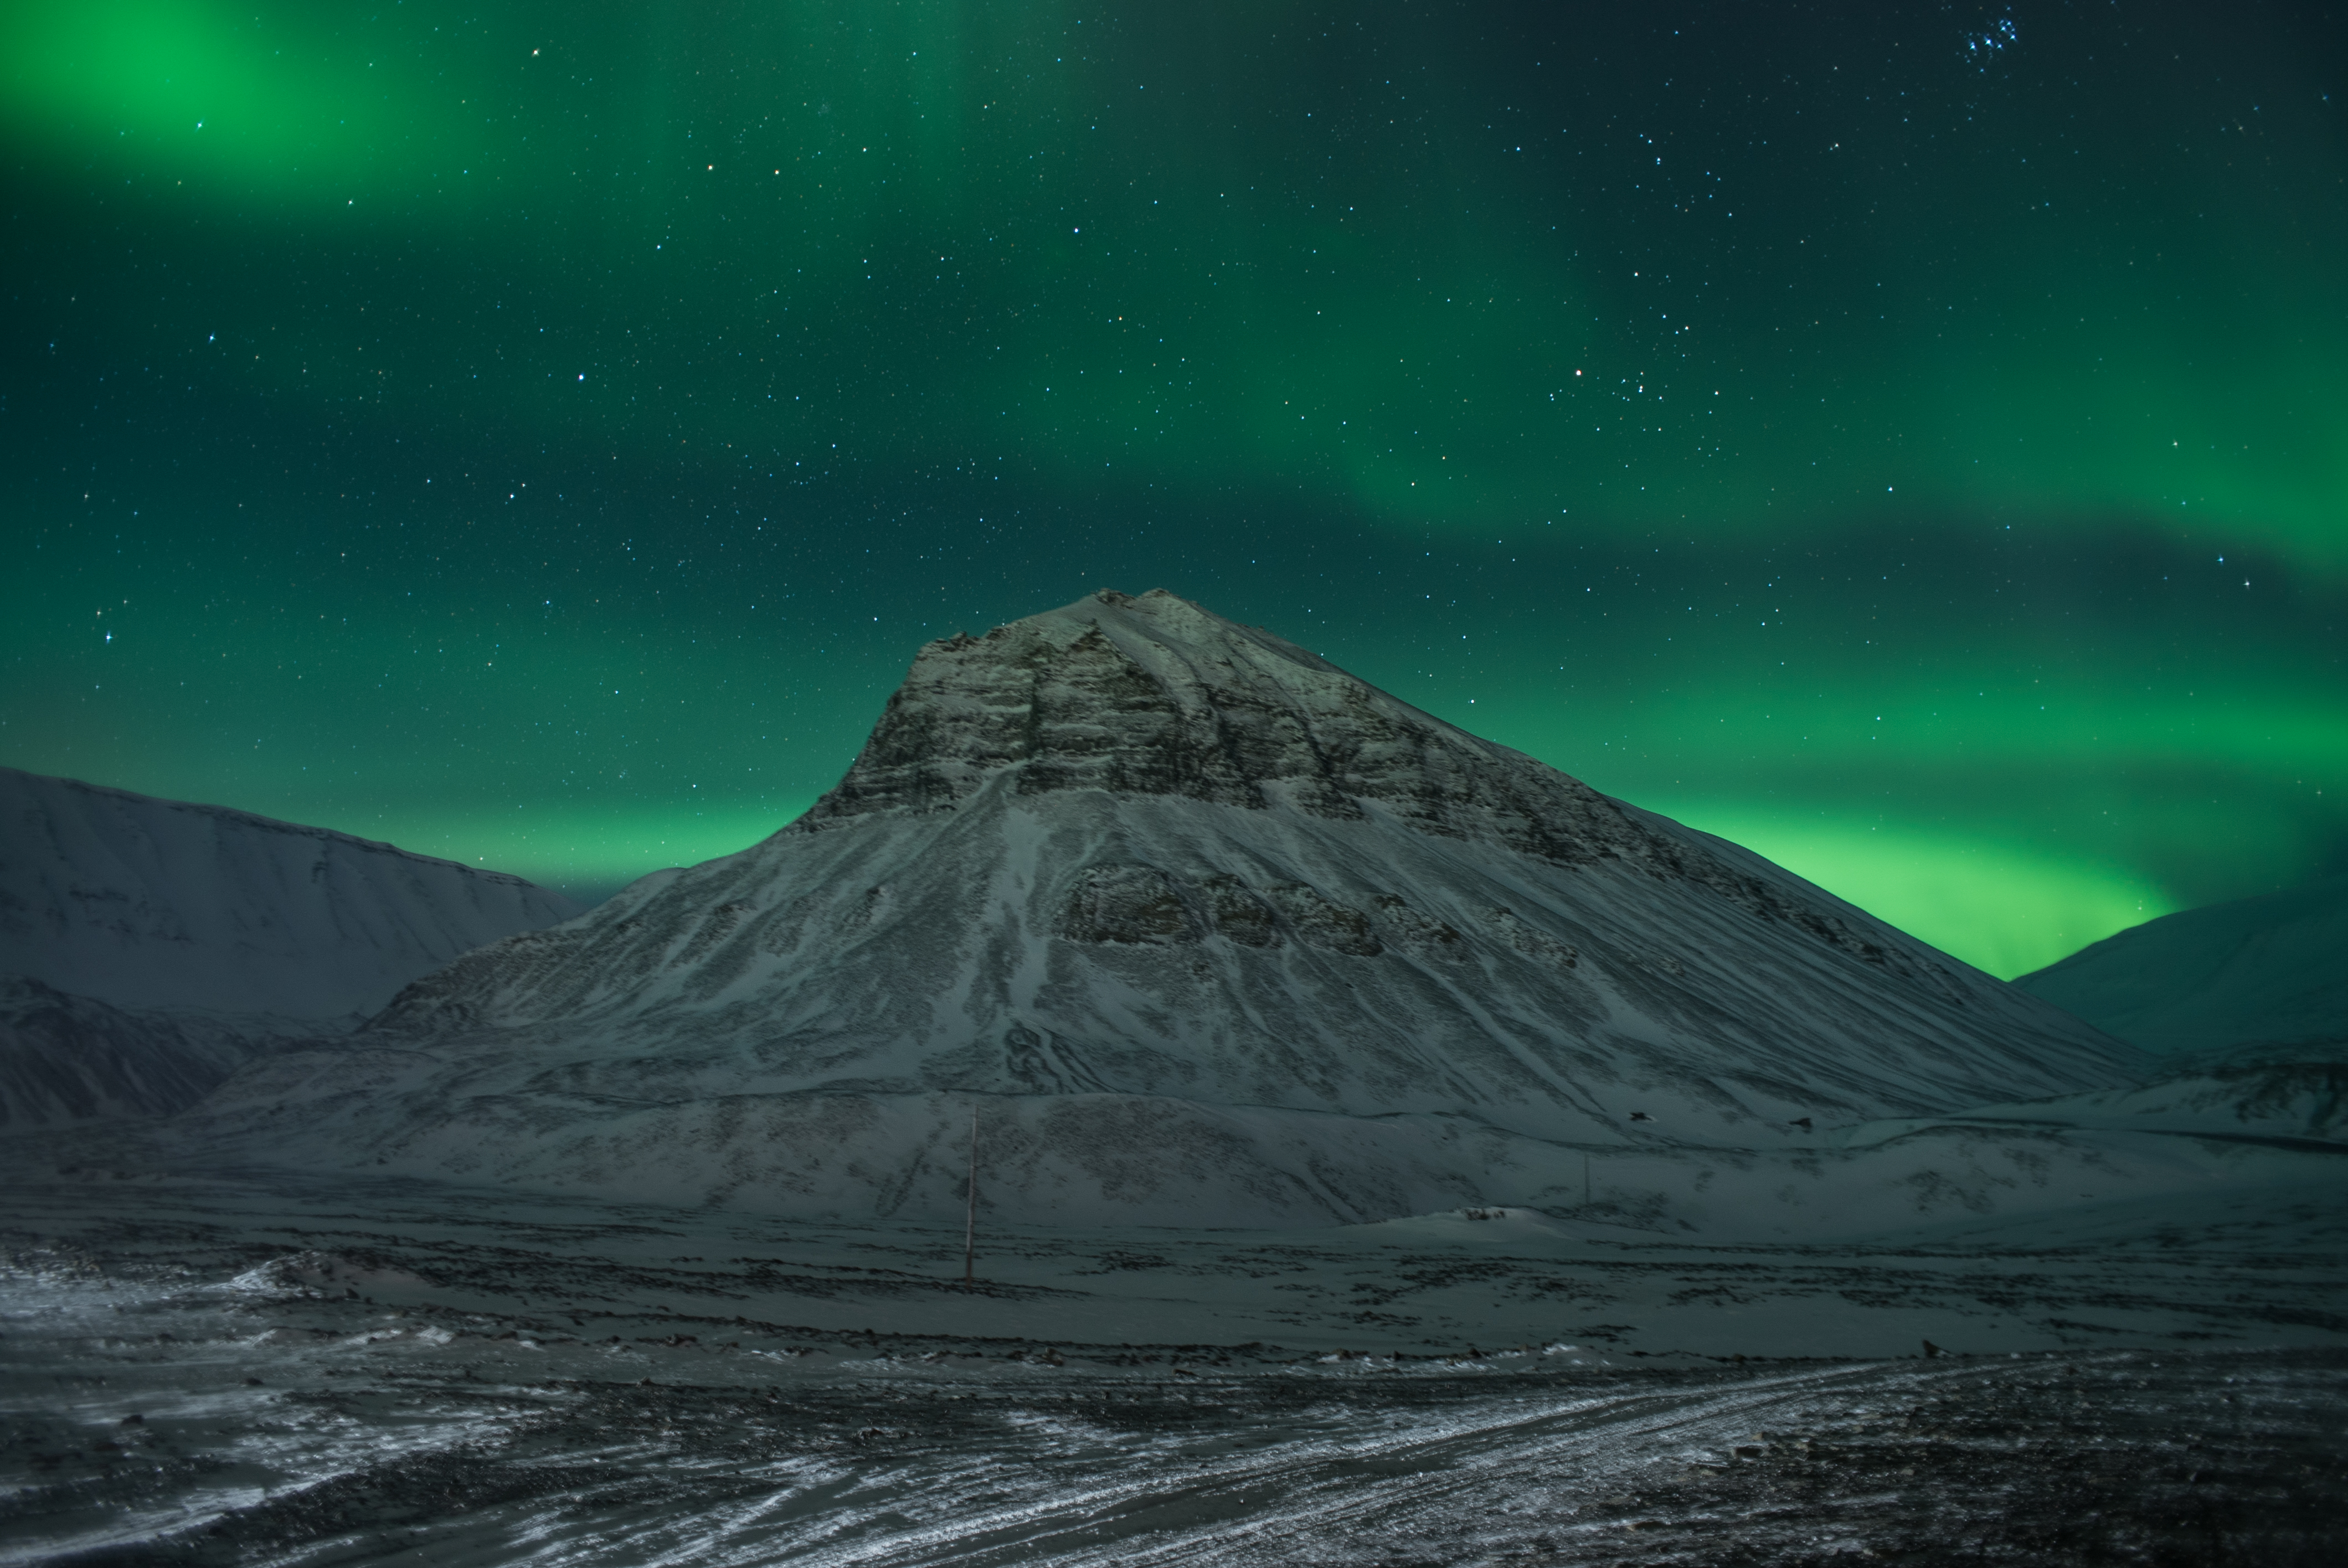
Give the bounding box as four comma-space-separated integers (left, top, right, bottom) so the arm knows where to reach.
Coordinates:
4, 1, 2343, 978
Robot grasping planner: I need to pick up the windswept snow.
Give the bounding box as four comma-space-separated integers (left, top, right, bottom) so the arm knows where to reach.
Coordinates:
2, 1169, 2342, 1566
4, 592, 2337, 1566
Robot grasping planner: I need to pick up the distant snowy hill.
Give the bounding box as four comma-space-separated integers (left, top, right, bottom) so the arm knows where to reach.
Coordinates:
2014, 876, 2347, 1057
0, 976, 258, 1131
0, 767, 582, 1127
0, 766, 582, 1030
1940, 1048, 2345, 1149
184, 590, 2143, 1226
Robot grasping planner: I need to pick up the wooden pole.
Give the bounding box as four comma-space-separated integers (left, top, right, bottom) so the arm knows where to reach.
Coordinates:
962, 1101, 980, 1290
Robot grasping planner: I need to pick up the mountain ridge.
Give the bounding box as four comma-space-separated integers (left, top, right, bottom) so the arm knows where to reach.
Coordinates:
1, 765, 581, 1027
2015, 873, 2347, 1057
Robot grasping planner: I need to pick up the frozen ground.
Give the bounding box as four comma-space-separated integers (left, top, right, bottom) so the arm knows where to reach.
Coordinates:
4, 1171, 2345, 1565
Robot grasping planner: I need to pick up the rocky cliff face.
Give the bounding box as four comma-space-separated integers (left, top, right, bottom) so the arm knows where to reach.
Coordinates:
799, 591, 1913, 969
181, 590, 2145, 1226
801, 591, 1536, 829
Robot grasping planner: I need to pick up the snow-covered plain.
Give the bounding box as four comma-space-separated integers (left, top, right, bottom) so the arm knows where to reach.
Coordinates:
3, 1167, 2343, 1566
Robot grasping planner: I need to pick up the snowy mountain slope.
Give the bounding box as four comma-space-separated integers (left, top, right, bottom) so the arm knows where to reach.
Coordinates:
0, 767, 583, 1029
2013, 875, 2347, 1056
0, 976, 258, 1129
1928, 1046, 2346, 1149
179, 590, 2144, 1226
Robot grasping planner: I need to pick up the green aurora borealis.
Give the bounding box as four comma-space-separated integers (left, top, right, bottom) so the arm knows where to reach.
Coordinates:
4, 1, 2343, 976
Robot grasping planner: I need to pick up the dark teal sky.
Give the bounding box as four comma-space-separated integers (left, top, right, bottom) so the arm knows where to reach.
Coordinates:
4, 1, 2344, 976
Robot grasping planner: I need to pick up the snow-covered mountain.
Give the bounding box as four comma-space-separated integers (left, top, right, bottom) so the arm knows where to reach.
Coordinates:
0, 767, 583, 1127
2014, 875, 2347, 1058
1938, 1046, 2345, 1149
0, 766, 582, 1031
0, 976, 258, 1131
186, 590, 2143, 1225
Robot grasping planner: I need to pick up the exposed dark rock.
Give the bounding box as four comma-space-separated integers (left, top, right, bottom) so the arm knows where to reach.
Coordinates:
1201, 874, 1281, 947
0, 976, 264, 1127
790, 591, 1935, 975
1266, 883, 1383, 957
1059, 866, 1199, 946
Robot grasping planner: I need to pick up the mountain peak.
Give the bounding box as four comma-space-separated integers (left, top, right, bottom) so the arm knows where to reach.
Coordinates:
799, 588, 1639, 870
172, 594, 2143, 1228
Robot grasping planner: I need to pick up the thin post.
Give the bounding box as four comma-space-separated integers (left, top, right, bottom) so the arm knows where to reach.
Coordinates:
962, 1101, 980, 1290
